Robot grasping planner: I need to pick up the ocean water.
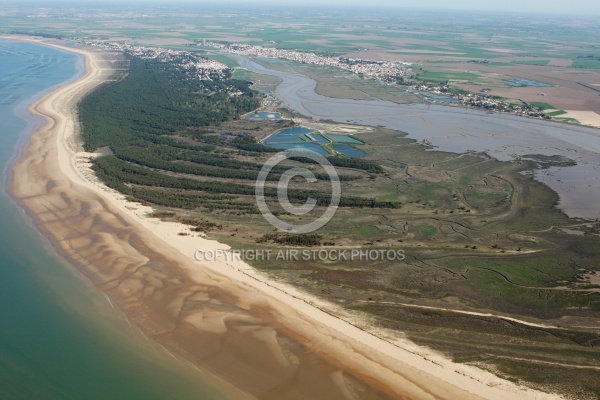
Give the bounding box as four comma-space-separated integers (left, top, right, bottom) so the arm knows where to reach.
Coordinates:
0, 40, 231, 400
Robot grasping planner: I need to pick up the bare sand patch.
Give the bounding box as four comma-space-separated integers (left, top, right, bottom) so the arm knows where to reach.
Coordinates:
159, 31, 188, 37
480, 47, 516, 53
561, 110, 600, 127
585, 271, 600, 285
549, 59, 573, 67
329, 124, 374, 134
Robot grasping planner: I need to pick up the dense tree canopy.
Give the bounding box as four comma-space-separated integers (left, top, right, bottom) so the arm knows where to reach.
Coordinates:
80, 55, 398, 213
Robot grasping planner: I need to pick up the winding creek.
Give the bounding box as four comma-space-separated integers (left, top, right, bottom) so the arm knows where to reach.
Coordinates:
233, 54, 600, 220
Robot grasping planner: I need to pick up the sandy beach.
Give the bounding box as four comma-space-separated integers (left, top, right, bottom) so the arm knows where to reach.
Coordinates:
8, 36, 563, 400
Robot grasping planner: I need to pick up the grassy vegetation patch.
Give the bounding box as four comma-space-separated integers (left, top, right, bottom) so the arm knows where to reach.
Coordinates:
573, 59, 600, 69
350, 225, 381, 235
205, 54, 239, 68
512, 59, 550, 66
554, 117, 580, 124
418, 70, 480, 82
463, 189, 508, 209
417, 223, 438, 239
530, 102, 555, 111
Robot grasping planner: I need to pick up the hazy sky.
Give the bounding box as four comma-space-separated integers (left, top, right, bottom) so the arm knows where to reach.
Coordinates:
254, 0, 599, 15
12, 0, 600, 16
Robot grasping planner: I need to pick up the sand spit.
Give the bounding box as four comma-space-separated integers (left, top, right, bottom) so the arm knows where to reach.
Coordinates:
8, 36, 563, 400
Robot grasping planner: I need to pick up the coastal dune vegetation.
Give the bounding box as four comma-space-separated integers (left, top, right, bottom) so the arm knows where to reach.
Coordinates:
81, 55, 398, 213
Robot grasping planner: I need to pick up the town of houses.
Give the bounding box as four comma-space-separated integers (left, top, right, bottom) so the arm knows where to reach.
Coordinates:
83, 39, 548, 119
204, 41, 548, 118
87, 41, 230, 81
204, 41, 412, 83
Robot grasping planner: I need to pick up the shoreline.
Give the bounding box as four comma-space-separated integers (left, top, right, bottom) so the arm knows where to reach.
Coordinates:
7, 35, 563, 400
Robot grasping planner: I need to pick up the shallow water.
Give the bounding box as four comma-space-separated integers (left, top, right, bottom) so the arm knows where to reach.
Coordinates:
325, 134, 363, 144
268, 142, 331, 155
233, 54, 600, 219
264, 134, 305, 143
0, 39, 231, 400
331, 144, 366, 157
276, 127, 313, 135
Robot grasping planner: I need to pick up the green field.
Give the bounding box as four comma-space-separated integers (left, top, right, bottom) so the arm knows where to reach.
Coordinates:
513, 59, 550, 66
546, 110, 567, 117
573, 59, 600, 69
530, 102, 556, 110
418, 70, 481, 83
205, 54, 239, 68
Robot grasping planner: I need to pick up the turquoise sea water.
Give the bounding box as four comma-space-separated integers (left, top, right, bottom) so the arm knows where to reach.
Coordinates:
0, 40, 230, 400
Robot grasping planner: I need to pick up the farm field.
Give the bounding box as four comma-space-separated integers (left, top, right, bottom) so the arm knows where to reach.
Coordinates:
4, 4, 600, 122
